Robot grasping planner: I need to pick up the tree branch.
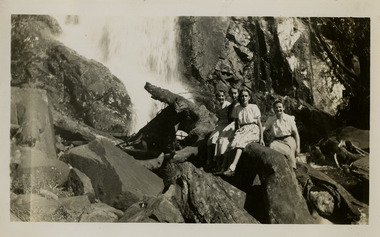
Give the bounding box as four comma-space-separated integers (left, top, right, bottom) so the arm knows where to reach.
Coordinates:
310, 24, 357, 92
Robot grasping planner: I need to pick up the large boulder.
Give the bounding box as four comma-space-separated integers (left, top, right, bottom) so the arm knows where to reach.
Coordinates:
11, 15, 133, 134
15, 152, 70, 192
62, 138, 164, 211
162, 162, 259, 223
243, 143, 317, 224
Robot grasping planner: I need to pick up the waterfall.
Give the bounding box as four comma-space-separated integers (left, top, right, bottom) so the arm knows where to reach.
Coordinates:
55, 15, 191, 133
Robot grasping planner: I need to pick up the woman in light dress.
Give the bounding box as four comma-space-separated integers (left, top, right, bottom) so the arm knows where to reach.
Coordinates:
206, 90, 231, 168
223, 89, 264, 176
213, 87, 239, 171
264, 100, 300, 169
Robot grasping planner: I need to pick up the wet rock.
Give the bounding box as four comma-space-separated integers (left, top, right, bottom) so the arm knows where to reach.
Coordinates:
62, 138, 164, 211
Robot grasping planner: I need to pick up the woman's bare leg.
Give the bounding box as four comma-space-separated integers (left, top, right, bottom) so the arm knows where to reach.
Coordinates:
228, 148, 243, 171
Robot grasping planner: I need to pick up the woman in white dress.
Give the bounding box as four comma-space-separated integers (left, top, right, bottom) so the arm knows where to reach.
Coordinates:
264, 100, 300, 169
206, 90, 231, 167
223, 89, 264, 176
213, 87, 239, 171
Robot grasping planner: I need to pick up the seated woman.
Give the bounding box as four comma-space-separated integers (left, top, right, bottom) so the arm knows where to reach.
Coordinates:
214, 87, 239, 171
264, 100, 300, 169
206, 90, 231, 168
223, 88, 264, 176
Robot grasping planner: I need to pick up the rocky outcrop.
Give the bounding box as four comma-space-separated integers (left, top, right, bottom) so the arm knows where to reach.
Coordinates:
179, 17, 313, 102
162, 162, 259, 223
62, 138, 164, 211
179, 16, 370, 142
178, 17, 230, 87
11, 15, 133, 134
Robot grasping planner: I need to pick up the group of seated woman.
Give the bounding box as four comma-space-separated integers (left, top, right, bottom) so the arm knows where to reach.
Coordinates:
206, 87, 300, 177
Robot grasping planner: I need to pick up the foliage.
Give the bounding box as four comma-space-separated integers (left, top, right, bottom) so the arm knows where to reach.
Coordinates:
308, 17, 370, 129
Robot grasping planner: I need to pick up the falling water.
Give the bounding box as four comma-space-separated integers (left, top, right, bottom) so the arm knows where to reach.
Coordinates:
55, 15, 191, 133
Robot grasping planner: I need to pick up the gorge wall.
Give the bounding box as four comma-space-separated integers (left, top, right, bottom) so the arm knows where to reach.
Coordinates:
178, 16, 369, 132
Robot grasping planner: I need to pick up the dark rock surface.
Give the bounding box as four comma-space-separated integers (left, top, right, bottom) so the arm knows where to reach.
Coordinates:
243, 143, 317, 224
67, 167, 96, 202
162, 162, 260, 223
11, 15, 133, 135
62, 138, 164, 211
295, 163, 368, 224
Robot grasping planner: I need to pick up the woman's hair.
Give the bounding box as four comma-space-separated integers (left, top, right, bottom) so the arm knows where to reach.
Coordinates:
272, 99, 284, 108
238, 88, 251, 104
228, 86, 238, 95
215, 90, 226, 97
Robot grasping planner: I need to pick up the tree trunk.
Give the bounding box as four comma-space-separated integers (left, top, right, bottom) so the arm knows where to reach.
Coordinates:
144, 82, 218, 145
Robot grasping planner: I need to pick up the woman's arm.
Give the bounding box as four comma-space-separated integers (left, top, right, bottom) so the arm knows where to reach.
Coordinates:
258, 118, 265, 146
292, 127, 301, 155
234, 118, 239, 130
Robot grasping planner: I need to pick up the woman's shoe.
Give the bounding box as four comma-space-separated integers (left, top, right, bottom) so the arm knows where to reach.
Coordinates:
223, 168, 235, 177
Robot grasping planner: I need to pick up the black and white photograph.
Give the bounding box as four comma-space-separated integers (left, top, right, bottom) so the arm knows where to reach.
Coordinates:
1, 0, 379, 236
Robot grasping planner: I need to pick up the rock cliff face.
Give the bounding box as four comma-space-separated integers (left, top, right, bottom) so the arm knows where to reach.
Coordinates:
11, 15, 133, 135
179, 17, 314, 103
178, 16, 369, 130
